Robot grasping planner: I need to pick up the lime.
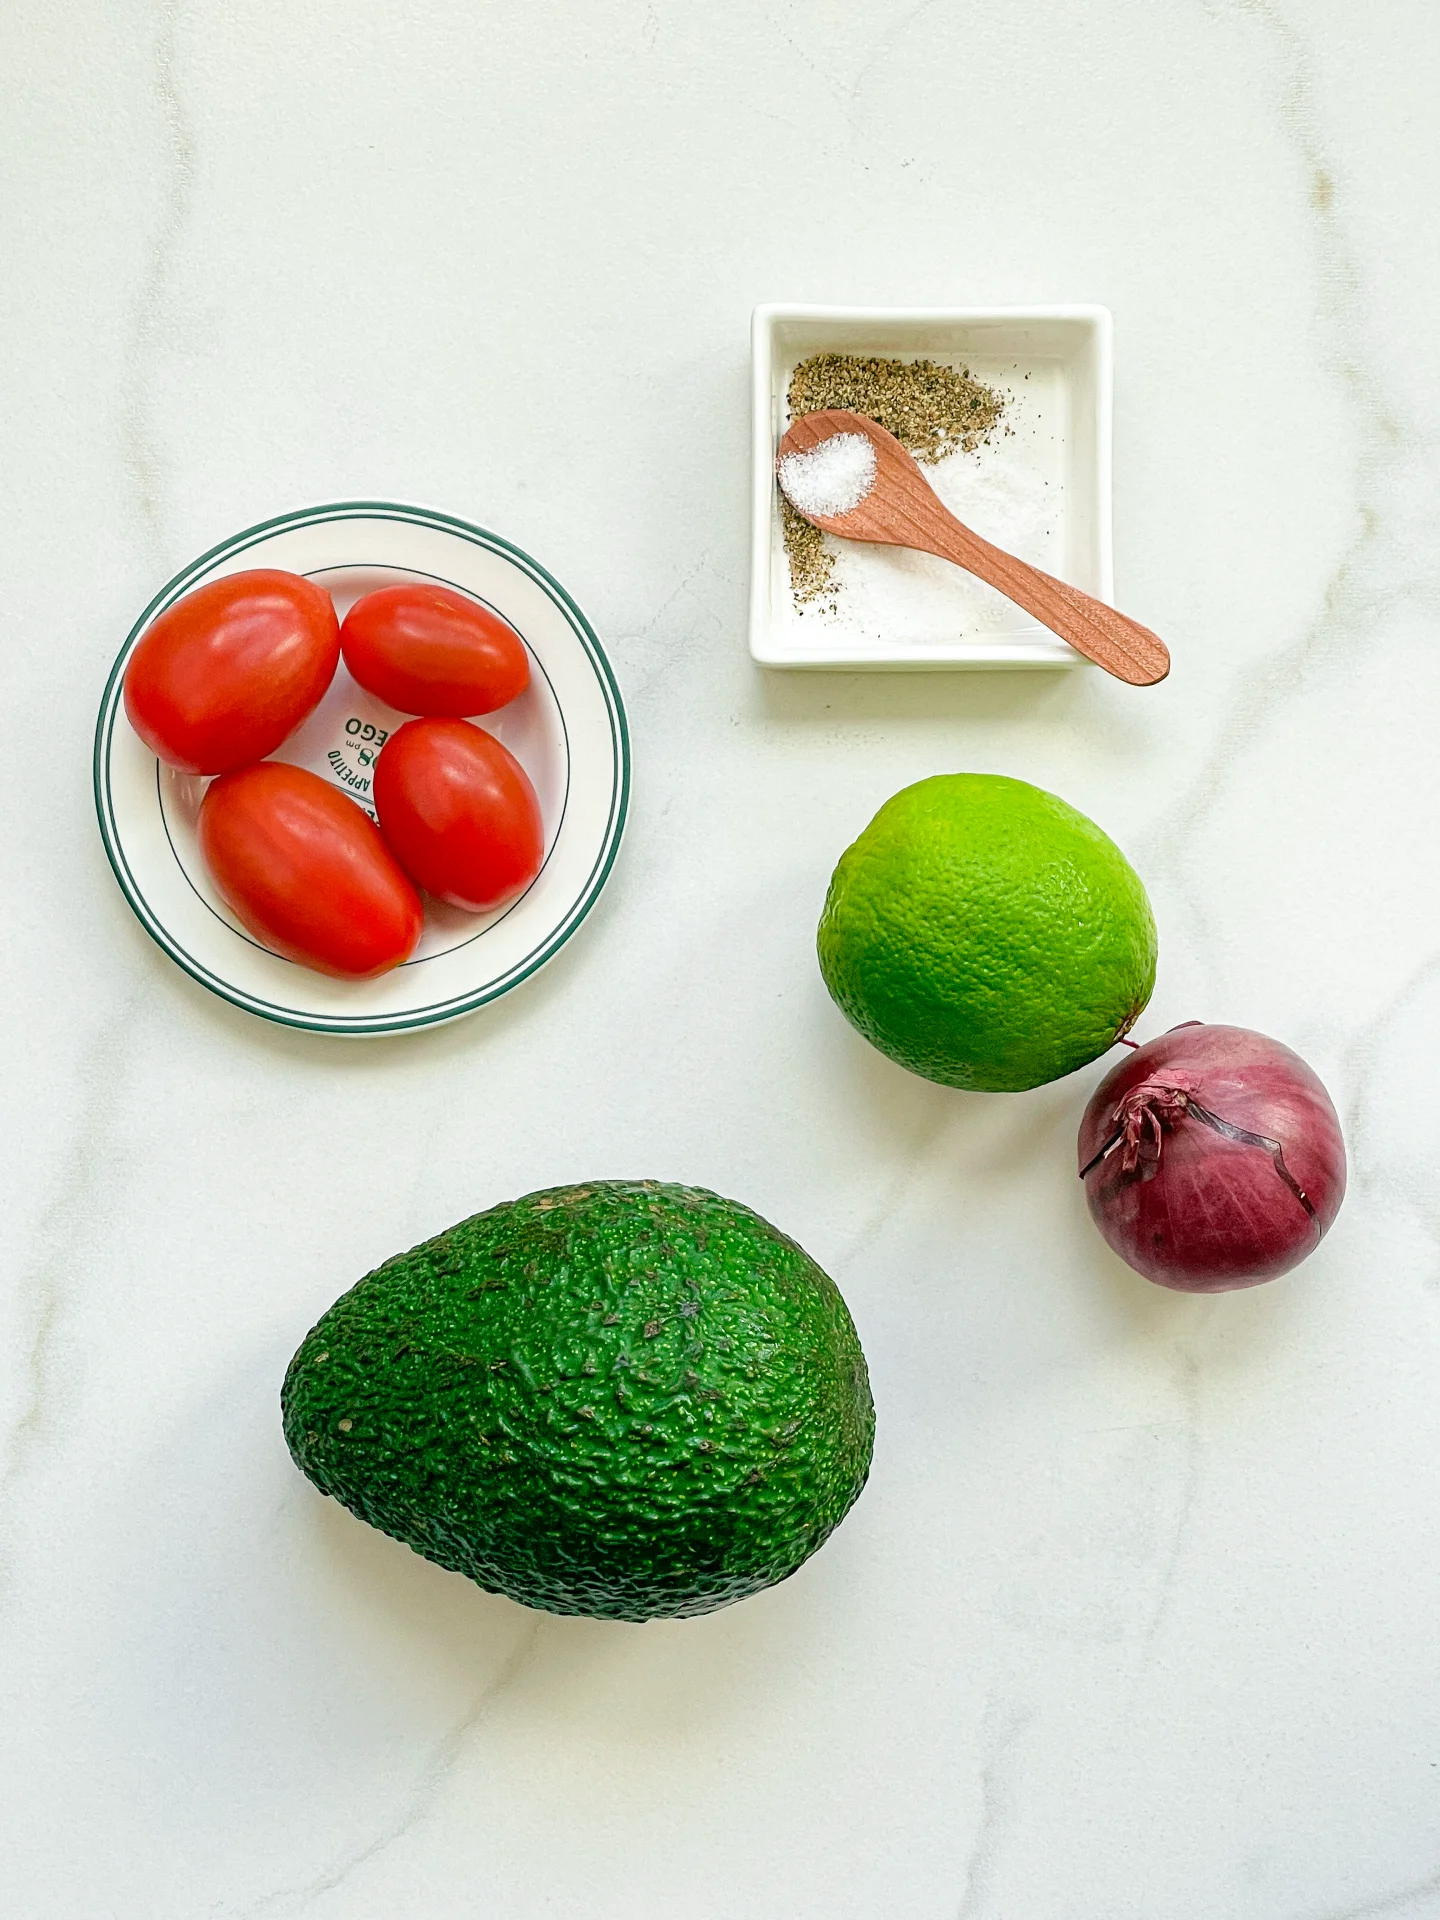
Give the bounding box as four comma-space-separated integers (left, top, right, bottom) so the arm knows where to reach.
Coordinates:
817, 773, 1157, 1093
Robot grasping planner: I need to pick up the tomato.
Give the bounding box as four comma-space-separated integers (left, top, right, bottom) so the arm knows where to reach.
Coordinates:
340, 584, 530, 716
372, 718, 544, 913
199, 763, 422, 978
123, 570, 340, 774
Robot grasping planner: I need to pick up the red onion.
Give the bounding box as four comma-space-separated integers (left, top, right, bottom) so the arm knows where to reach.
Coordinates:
1078, 1023, 1346, 1292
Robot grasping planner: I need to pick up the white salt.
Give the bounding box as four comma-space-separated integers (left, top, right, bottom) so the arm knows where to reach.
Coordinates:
777, 432, 877, 518
774, 358, 1067, 647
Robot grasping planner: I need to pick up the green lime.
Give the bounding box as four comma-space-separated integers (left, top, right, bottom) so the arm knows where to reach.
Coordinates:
817, 773, 1157, 1093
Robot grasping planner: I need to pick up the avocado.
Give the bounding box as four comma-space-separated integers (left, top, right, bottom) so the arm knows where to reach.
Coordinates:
282, 1181, 874, 1621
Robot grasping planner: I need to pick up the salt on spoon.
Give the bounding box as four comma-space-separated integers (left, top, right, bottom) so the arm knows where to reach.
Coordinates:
777, 432, 877, 519
776, 408, 1170, 686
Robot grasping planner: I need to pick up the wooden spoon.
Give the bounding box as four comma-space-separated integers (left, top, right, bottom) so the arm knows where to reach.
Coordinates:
777, 409, 1170, 686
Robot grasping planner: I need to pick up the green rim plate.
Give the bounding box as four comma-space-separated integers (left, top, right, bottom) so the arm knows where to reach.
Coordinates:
94, 501, 630, 1036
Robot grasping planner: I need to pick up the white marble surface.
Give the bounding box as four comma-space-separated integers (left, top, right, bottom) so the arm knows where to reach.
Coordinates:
4, 2, 1440, 1914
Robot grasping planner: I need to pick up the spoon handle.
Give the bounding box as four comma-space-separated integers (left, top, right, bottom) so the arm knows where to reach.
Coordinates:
920, 511, 1170, 686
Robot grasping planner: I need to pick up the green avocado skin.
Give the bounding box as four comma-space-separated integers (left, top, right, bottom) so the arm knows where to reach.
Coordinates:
282, 1182, 875, 1622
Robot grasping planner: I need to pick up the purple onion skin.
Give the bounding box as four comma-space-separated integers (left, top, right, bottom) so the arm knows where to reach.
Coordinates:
1077, 1024, 1346, 1292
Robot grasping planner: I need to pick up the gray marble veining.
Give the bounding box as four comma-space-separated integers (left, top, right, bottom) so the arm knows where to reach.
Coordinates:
3, 1, 1439, 1915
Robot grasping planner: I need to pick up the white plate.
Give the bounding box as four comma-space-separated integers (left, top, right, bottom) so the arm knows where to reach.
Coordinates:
94, 502, 629, 1036
749, 303, 1113, 670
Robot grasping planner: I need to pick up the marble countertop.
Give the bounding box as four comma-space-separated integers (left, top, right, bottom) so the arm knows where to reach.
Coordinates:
5, 2, 1439, 1915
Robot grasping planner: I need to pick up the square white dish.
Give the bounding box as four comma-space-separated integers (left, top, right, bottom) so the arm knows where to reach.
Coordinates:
749, 303, 1113, 670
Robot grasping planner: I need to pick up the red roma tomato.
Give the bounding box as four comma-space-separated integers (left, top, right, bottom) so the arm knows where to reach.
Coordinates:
373, 718, 544, 913
340, 584, 530, 716
199, 763, 422, 978
123, 570, 340, 774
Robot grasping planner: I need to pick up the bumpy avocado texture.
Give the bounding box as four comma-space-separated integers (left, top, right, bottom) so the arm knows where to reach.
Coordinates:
282, 1181, 875, 1621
